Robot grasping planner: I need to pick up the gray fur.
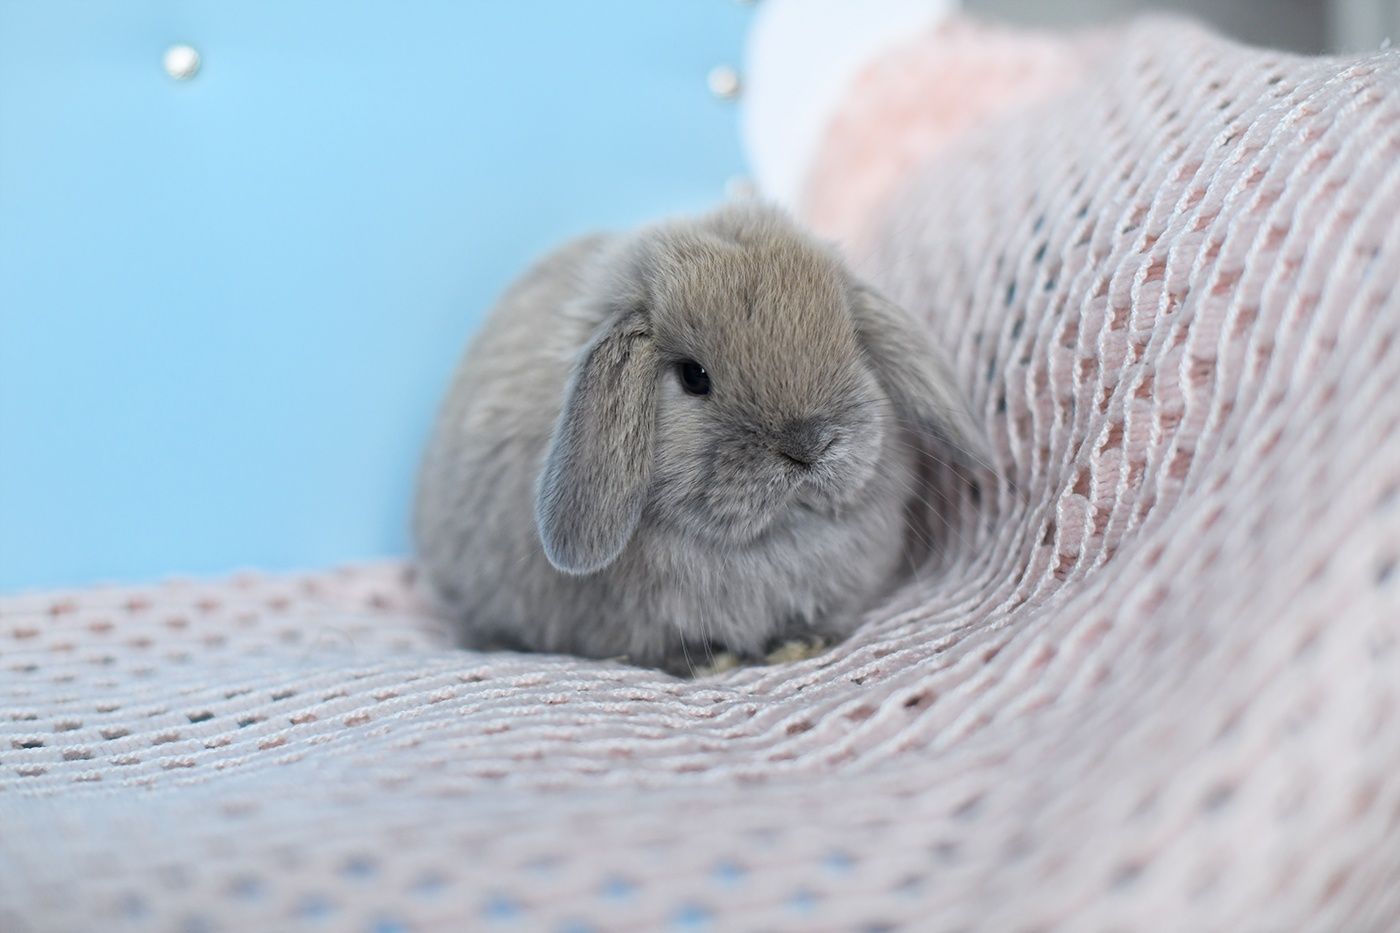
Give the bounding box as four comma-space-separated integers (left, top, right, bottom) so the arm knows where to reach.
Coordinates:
413, 202, 985, 674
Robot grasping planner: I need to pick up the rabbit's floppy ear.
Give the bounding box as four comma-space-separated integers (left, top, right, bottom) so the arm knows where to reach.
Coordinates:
536, 306, 658, 575
850, 283, 991, 468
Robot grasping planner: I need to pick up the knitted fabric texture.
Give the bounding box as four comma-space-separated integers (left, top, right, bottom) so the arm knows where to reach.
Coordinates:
4, 16, 1399, 931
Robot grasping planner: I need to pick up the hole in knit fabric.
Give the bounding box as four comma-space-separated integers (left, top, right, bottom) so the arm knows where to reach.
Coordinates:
370, 918, 408, 933
411, 872, 449, 897
599, 877, 635, 902
711, 860, 747, 886
296, 895, 335, 920
1111, 859, 1146, 888
670, 903, 714, 929
228, 876, 264, 901
952, 794, 984, 820
481, 893, 522, 921
341, 855, 378, 879
1201, 782, 1237, 812
824, 851, 855, 875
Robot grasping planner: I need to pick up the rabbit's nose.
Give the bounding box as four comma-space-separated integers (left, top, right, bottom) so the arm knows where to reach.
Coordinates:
771, 419, 835, 469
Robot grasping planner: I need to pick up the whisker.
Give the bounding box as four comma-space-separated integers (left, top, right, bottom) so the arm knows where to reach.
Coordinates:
880, 426, 1026, 503
881, 469, 980, 559
895, 511, 933, 600
836, 395, 1008, 481
839, 393, 1004, 477
880, 419, 1007, 480
678, 632, 696, 678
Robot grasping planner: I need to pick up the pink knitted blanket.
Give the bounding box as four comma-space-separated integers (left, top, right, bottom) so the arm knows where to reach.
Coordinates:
4, 16, 1399, 931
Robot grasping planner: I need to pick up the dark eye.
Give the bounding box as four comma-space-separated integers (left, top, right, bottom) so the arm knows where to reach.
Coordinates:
676, 359, 711, 396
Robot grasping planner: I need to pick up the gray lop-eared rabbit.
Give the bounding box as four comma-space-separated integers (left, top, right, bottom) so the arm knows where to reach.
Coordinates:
413, 203, 987, 674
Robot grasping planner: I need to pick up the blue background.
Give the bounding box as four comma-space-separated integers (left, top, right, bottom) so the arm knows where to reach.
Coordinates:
0, 1, 750, 592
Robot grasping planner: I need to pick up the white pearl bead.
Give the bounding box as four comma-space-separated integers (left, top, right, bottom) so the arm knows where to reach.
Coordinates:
707, 65, 742, 100
163, 44, 201, 80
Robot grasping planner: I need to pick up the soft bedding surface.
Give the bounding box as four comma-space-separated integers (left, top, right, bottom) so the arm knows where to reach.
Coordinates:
4, 16, 1399, 932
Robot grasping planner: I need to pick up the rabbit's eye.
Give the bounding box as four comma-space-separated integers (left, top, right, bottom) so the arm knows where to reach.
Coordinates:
677, 359, 711, 396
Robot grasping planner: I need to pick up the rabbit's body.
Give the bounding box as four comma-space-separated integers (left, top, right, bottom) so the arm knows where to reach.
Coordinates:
414, 205, 983, 673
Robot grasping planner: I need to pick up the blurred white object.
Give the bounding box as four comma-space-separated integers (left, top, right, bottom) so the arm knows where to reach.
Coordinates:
742, 0, 958, 207
162, 44, 201, 80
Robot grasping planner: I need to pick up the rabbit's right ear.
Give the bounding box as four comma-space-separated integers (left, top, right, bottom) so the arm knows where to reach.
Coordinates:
536, 307, 658, 575
849, 283, 992, 469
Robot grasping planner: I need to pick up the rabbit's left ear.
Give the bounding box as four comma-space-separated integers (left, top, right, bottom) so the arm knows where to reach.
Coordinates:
536, 307, 658, 575
850, 283, 991, 469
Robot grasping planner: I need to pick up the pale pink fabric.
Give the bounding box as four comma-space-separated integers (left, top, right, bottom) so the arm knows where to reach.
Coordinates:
802, 18, 1100, 244
4, 16, 1399, 931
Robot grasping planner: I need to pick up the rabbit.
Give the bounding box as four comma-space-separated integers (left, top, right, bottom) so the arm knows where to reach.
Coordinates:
412, 202, 987, 675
